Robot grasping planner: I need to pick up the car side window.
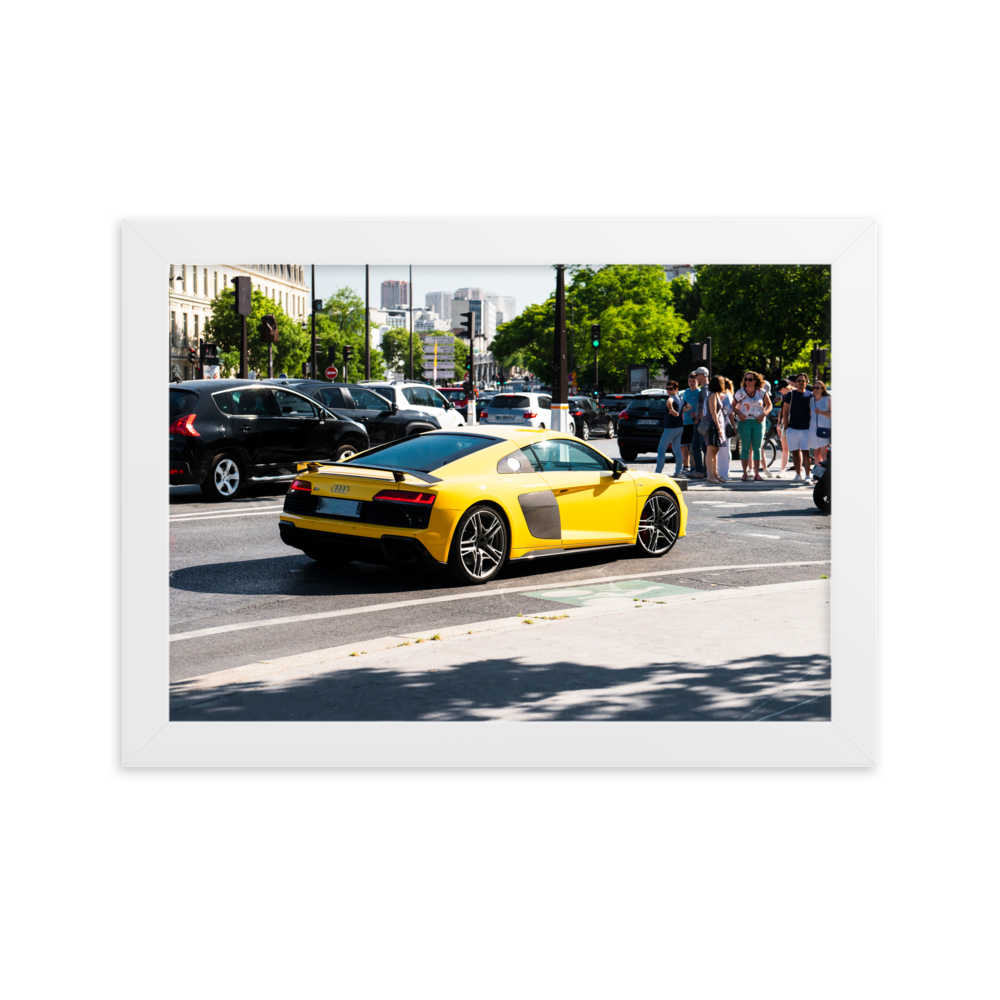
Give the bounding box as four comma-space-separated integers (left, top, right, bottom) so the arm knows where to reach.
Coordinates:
525, 439, 611, 473
349, 387, 391, 412
317, 387, 348, 409
424, 388, 448, 409
273, 389, 320, 417
539, 396, 552, 410
213, 387, 275, 416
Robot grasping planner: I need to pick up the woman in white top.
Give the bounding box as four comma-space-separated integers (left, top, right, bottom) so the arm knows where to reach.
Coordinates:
809, 380, 831, 466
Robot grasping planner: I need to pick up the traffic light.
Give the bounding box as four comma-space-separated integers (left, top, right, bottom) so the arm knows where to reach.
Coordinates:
342, 344, 354, 365
186, 347, 197, 365
459, 311, 474, 340
199, 342, 219, 363
591, 324, 601, 349
232, 276, 252, 316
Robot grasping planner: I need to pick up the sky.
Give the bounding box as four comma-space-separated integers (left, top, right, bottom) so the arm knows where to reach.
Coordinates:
310, 264, 561, 315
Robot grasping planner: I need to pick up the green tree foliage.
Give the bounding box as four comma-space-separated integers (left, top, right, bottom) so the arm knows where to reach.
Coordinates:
380, 327, 424, 375
205, 284, 386, 380
692, 265, 831, 380
205, 286, 311, 377
491, 265, 691, 390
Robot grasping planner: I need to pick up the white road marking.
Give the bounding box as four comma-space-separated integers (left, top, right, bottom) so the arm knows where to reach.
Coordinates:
745, 533, 781, 539
168, 559, 831, 642
170, 508, 284, 522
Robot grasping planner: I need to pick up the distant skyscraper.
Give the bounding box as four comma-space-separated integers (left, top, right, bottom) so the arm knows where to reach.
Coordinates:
452, 298, 497, 346
424, 291, 452, 323
487, 293, 517, 326
381, 279, 410, 308
664, 265, 696, 281
453, 287, 485, 301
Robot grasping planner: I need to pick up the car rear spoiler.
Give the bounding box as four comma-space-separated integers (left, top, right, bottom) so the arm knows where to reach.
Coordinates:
299, 461, 442, 485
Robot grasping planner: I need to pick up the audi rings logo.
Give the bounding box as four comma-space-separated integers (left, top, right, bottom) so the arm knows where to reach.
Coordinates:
333, 484, 350, 494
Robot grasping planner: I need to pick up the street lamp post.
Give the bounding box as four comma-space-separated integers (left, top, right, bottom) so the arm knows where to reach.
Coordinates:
552, 265, 569, 432
365, 264, 371, 380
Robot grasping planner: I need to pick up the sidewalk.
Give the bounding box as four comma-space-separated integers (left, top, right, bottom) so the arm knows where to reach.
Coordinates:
171, 579, 831, 722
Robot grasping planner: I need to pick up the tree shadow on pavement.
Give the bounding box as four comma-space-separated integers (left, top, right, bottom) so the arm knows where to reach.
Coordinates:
170, 651, 830, 723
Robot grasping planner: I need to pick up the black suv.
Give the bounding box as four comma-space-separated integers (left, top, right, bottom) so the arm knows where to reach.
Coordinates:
263, 379, 441, 445
169, 380, 369, 500
616, 394, 679, 462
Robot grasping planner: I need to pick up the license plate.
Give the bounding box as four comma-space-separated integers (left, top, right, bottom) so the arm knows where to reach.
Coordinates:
494, 414, 516, 421
316, 497, 362, 518
637, 419, 659, 425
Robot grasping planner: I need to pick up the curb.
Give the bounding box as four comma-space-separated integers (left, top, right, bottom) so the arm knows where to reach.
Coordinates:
171, 579, 830, 701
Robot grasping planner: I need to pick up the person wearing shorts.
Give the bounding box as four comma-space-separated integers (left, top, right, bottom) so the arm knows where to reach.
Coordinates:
781, 374, 813, 481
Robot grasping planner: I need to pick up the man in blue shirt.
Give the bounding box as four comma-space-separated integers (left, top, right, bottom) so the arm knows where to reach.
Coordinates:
781, 373, 813, 482
687, 367, 710, 478
680, 373, 701, 476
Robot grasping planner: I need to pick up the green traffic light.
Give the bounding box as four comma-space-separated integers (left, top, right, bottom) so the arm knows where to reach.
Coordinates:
592, 340, 600, 348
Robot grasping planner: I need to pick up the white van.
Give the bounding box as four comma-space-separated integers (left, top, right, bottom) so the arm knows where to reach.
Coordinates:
357, 381, 466, 429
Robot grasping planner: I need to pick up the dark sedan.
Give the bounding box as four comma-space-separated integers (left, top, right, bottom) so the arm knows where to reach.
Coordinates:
569, 395, 614, 440
262, 379, 441, 444
169, 380, 369, 500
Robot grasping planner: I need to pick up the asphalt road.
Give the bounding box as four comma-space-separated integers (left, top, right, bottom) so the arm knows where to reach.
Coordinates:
169, 435, 829, 682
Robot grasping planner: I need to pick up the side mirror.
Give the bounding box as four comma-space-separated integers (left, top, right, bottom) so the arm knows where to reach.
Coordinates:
612, 459, 628, 480
389, 402, 398, 414
443, 401, 452, 410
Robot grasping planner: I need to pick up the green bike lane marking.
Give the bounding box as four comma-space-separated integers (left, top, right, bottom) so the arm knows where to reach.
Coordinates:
518, 580, 700, 608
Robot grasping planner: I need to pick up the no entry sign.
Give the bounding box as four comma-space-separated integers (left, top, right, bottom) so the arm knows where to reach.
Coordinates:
325, 366, 338, 379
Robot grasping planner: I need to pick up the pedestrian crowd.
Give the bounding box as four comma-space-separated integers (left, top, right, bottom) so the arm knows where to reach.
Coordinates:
654, 367, 831, 483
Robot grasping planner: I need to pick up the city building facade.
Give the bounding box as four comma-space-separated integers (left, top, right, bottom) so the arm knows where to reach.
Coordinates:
424, 291, 452, 324
380, 279, 411, 309
169, 263, 310, 380
451, 298, 497, 346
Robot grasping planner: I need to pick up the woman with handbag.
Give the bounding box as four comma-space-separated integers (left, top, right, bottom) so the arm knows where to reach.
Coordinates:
810, 380, 831, 469
702, 375, 728, 484
716, 377, 736, 481
734, 371, 772, 481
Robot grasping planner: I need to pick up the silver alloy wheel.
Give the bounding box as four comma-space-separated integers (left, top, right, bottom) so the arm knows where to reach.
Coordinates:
636, 492, 679, 555
213, 458, 241, 496
581, 421, 590, 440
337, 447, 357, 460
607, 421, 616, 439
459, 508, 506, 580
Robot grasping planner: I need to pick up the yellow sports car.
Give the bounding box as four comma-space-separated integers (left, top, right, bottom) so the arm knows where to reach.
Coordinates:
278, 427, 687, 584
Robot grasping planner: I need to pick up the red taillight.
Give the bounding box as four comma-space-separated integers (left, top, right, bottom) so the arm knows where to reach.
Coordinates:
169, 413, 200, 437
523, 410, 538, 419
169, 468, 184, 475
373, 490, 436, 506
572, 410, 583, 416
289, 479, 312, 492
619, 410, 630, 420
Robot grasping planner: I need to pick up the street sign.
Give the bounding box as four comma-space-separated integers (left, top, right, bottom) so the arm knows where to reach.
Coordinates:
423, 336, 456, 345
325, 365, 338, 379
424, 369, 455, 378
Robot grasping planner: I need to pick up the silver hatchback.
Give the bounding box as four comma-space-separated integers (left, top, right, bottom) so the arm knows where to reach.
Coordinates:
481, 392, 576, 435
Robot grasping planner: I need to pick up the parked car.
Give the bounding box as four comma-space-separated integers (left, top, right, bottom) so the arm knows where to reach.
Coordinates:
598, 393, 636, 434
356, 380, 467, 428
278, 428, 687, 582
568, 395, 614, 440
263, 379, 442, 445
481, 392, 576, 435
170, 380, 369, 500
615, 394, 679, 463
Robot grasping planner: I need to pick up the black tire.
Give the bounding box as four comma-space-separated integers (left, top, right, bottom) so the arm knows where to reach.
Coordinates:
579, 420, 590, 440
447, 503, 508, 585
635, 489, 681, 557
813, 471, 830, 513
606, 421, 616, 439
762, 437, 778, 469
334, 441, 362, 462
619, 446, 638, 463
200, 453, 244, 500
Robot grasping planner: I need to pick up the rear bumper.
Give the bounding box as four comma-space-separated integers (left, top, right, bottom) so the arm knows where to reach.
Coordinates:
278, 520, 447, 568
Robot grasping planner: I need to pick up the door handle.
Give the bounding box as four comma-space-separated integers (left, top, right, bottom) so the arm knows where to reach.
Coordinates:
239, 426, 250, 433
